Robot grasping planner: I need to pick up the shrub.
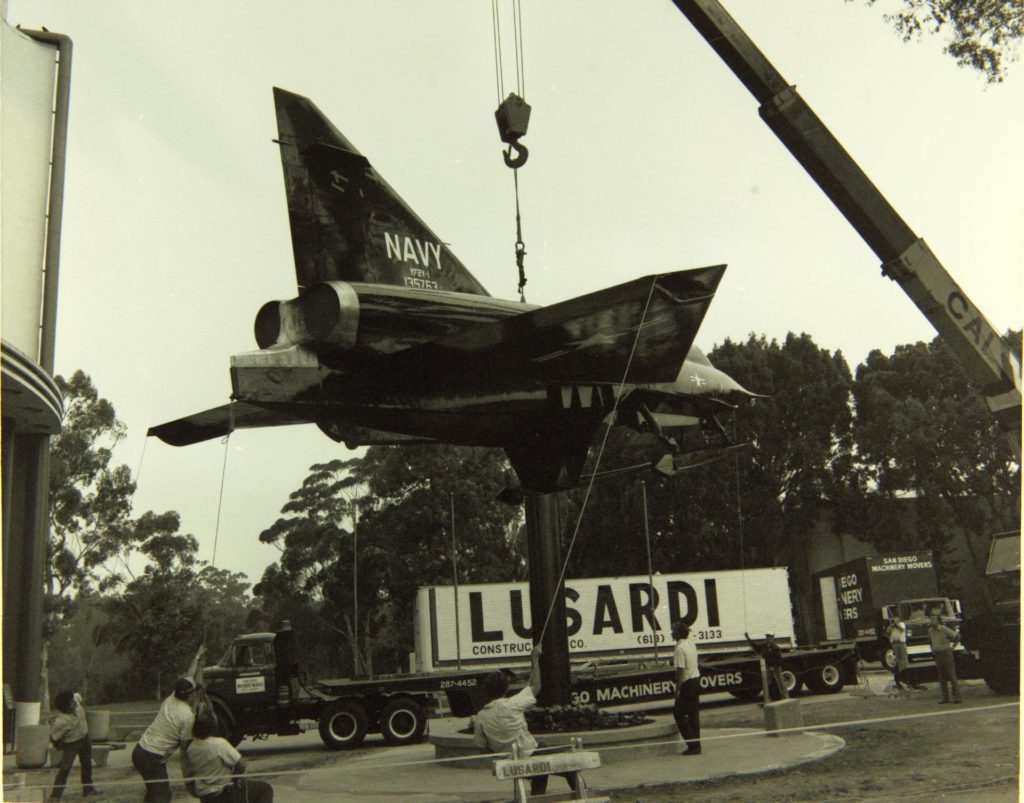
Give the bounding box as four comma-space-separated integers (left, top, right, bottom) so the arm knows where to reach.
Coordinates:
525, 703, 650, 733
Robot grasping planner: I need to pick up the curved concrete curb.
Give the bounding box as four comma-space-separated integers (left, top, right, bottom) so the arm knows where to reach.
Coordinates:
278, 721, 847, 801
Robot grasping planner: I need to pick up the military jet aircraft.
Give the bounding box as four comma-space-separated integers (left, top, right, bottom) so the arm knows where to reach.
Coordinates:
149, 88, 755, 494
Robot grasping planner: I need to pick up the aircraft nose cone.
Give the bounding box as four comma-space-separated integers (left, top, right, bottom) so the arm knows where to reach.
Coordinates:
683, 363, 759, 399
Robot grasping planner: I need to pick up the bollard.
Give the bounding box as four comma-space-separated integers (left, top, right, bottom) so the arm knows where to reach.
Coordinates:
15, 723, 50, 768
763, 698, 803, 736
86, 709, 110, 741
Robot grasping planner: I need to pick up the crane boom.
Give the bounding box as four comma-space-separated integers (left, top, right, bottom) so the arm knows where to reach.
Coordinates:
670, 0, 1021, 455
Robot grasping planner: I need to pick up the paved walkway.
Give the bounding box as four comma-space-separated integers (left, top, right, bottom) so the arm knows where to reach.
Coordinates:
4, 712, 843, 801
270, 716, 844, 801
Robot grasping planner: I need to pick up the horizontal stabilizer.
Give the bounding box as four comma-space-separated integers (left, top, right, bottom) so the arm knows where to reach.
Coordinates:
373, 265, 727, 389
148, 402, 311, 446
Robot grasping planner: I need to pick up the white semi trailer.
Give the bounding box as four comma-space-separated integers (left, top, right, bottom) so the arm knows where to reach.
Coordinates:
414, 567, 857, 703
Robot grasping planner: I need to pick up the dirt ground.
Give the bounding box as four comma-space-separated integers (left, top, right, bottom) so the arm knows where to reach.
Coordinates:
612, 682, 1020, 801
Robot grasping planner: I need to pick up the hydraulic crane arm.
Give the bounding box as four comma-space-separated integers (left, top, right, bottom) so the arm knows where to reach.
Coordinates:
670, 0, 1021, 456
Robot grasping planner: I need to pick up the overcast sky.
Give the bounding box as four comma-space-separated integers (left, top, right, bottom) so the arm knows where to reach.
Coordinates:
7, 0, 1022, 588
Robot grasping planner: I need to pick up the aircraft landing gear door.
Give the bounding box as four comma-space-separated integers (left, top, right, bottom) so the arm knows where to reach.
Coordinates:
819, 577, 842, 641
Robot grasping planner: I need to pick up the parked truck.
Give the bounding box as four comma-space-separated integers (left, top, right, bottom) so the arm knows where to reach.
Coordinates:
201, 626, 497, 750
811, 551, 964, 667
414, 567, 858, 702
961, 531, 1020, 694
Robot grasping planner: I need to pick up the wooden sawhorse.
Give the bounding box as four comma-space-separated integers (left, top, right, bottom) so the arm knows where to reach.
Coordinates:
493, 738, 610, 802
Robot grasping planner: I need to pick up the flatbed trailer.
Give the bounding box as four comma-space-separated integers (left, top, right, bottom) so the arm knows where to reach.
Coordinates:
572, 643, 858, 705
202, 628, 497, 749
444, 643, 859, 716
207, 627, 857, 750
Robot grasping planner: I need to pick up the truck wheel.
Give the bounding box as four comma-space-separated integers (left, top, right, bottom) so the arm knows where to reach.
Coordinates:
806, 663, 844, 694
881, 648, 896, 671
980, 649, 1019, 695
208, 698, 243, 747
380, 698, 426, 745
318, 700, 368, 750
782, 669, 801, 696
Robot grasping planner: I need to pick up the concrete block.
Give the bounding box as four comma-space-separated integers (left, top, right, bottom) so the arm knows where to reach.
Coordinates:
763, 698, 803, 735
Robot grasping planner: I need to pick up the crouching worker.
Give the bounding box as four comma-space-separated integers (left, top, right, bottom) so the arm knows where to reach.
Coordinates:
184, 712, 273, 802
473, 643, 576, 798
49, 690, 99, 800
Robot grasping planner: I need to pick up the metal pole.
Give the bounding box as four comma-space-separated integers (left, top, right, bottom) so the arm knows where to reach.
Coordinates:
451, 493, 462, 670
352, 502, 359, 675
525, 493, 571, 706
21, 31, 72, 372
641, 482, 659, 662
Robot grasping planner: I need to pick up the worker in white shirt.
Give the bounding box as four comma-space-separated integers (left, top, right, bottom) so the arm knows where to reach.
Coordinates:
132, 645, 206, 802
673, 620, 702, 755
473, 643, 576, 796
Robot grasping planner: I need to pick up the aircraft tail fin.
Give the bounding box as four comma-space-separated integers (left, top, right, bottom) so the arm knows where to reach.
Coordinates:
273, 87, 489, 296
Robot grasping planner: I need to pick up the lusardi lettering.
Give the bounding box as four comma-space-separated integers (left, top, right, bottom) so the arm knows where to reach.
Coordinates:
465, 580, 723, 645
471, 642, 532, 656
384, 232, 442, 269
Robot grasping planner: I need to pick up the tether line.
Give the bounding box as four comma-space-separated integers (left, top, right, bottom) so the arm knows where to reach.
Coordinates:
210, 433, 231, 569
6, 702, 1015, 794
535, 277, 660, 646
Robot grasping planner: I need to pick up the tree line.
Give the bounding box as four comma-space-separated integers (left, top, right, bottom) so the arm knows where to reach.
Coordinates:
46, 329, 1019, 701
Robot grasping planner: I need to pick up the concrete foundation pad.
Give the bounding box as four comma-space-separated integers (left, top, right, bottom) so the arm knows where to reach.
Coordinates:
280, 718, 845, 801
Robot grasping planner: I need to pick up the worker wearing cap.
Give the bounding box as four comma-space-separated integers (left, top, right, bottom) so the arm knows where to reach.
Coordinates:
132, 645, 206, 803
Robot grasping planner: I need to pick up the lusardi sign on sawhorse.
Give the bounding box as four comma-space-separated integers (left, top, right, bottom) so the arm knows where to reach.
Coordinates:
414, 568, 795, 671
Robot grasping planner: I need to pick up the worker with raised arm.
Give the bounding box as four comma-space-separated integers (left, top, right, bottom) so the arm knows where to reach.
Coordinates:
132, 644, 207, 803
746, 631, 789, 700
928, 611, 962, 704
473, 643, 577, 796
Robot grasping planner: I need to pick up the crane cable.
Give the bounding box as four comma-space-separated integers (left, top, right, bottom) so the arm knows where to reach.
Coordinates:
492, 0, 531, 301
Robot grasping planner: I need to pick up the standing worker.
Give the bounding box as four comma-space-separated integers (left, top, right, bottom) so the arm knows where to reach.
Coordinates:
672, 620, 701, 756
885, 615, 924, 692
745, 632, 789, 700
928, 611, 962, 704
48, 690, 99, 799
132, 645, 207, 802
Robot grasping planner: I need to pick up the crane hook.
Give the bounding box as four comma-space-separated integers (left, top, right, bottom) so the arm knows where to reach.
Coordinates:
503, 139, 529, 169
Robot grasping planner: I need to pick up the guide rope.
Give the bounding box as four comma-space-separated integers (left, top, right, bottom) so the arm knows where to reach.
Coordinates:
7, 702, 1014, 795
534, 278, 660, 647
210, 433, 231, 570
133, 436, 149, 488
734, 410, 749, 633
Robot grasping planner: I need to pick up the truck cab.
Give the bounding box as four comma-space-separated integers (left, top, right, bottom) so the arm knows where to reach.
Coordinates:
880, 597, 963, 667
202, 631, 311, 744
